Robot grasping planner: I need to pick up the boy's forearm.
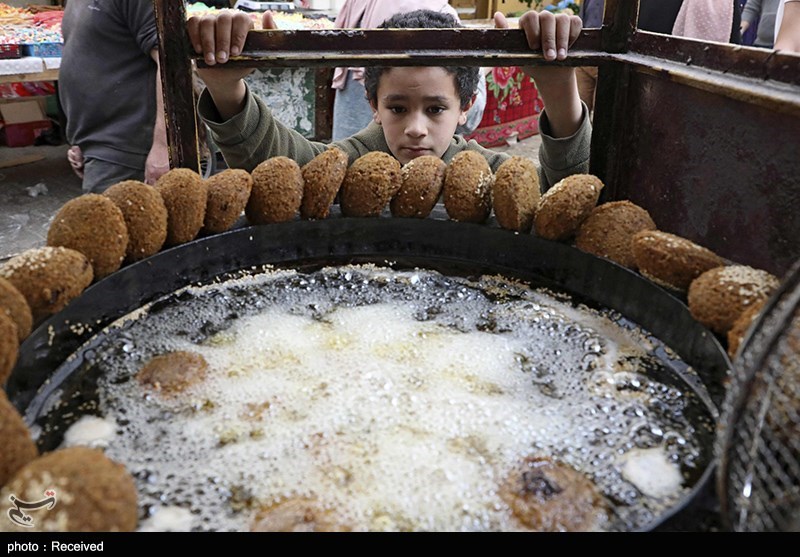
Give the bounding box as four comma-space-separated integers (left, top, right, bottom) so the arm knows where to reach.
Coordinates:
205, 79, 249, 121
531, 68, 582, 139
199, 88, 326, 172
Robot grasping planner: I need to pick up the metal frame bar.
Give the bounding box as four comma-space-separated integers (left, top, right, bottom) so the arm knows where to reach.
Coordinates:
153, 0, 800, 274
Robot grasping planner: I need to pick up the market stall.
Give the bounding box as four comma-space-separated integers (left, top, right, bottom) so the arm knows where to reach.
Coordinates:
0, 3, 62, 146
155, 0, 800, 277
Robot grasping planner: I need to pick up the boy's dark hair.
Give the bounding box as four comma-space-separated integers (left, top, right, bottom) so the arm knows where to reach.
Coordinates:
363, 10, 480, 110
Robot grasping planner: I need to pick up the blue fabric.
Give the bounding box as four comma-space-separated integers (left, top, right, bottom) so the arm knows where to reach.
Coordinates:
331, 73, 373, 141
579, 0, 605, 28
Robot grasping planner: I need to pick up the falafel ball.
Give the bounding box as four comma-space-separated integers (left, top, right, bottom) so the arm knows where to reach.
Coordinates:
443, 151, 493, 223
155, 168, 207, 246
632, 230, 726, 292
247, 156, 304, 224
727, 299, 767, 359
0, 447, 137, 532
499, 456, 607, 531
137, 350, 208, 395
0, 247, 93, 322
0, 276, 33, 342
688, 265, 780, 335
204, 169, 253, 233
575, 200, 657, 269
533, 174, 604, 241
46, 194, 128, 279
301, 148, 348, 220
251, 498, 350, 532
492, 156, 540, 233
0, 311, 18, 386
391, 155, 446, 218
0, 390, 38, 488
103, 180, 168, 262
340, 152, 402, 217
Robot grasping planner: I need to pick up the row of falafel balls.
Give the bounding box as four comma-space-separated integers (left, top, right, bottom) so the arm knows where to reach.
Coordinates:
0, 147, 782, 531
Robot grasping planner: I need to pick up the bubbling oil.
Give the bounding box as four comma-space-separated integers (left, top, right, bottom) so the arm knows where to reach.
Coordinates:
53, 265, 711, 531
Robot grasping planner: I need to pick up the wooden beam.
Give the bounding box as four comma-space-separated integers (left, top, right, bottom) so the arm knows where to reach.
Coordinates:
0, 68, 59, 85
195, 28, 606, 69
153, 0, 199, 172
601, 0, 639, 53
631, 31, 800, 87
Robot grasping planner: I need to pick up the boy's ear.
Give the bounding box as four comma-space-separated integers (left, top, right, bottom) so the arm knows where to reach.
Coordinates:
458, 96, 475, 127
369, 98, 381, 125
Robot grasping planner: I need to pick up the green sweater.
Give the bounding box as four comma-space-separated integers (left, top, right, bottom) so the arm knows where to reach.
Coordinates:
199, 86, 592, 192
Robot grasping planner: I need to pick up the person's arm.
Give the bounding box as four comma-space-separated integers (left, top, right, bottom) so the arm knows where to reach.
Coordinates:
740, 0, 763, 32
775, 0, 800, 51
198, 84, 330, 171
190, 10, 335, 169
145, 48, 169, 185
495, 10, 583, 139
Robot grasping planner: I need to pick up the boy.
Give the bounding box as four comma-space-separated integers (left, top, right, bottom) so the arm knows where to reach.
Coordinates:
331, 1, 487, 140
188, 8, 588, 191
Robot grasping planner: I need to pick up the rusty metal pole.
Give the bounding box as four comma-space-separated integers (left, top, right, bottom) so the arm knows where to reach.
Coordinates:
152, 0, 200, 173
590, 0, 640, 198
601, 0, 640, 54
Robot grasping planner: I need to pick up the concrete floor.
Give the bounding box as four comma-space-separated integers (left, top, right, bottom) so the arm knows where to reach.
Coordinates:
0, 134, 541, 262
0, 144, 83, 262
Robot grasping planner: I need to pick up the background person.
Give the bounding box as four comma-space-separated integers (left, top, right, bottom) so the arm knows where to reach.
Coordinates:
59, 0, 169, 193
741, 0, 781, 48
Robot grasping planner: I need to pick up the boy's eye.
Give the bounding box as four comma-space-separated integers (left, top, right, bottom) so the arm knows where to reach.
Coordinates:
427, 106, 446, 115
388, 106, 406, 114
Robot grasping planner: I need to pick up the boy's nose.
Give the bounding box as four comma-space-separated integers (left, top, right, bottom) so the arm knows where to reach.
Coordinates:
404, 112, 427, 138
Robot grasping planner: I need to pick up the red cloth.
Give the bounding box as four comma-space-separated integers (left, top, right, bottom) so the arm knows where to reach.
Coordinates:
33, 12, 64, 28
465, 67, 543, 148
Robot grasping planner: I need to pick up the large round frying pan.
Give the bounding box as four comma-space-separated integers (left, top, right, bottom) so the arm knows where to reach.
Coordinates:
6, 213, 731, 531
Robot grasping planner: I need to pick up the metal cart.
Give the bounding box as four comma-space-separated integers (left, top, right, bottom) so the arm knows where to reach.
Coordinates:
153, 0, 800, 277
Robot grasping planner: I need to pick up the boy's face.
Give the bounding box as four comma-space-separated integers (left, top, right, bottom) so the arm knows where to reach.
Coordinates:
370, 67, 469, 166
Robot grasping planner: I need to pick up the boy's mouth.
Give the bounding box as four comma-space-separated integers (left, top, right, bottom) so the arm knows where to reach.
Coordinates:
401, 146, 432, 157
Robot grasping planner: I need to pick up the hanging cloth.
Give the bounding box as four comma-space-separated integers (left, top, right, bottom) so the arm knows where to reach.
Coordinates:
672, 0, 735, 42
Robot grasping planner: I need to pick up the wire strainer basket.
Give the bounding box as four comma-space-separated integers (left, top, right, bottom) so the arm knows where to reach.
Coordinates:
716, 259, 800, 532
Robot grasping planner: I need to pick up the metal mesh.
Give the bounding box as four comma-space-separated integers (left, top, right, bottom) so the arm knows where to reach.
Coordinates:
717, 266, 800, 532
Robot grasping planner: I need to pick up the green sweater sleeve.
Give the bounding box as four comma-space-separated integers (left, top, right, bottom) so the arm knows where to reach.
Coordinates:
199, 85, 394, 171
199, 85, 326, 171
537, 102, 593, 192
199, 86, 591, 193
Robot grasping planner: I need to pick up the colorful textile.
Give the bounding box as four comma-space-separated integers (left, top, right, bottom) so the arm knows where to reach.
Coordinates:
465, 66, 543, 148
